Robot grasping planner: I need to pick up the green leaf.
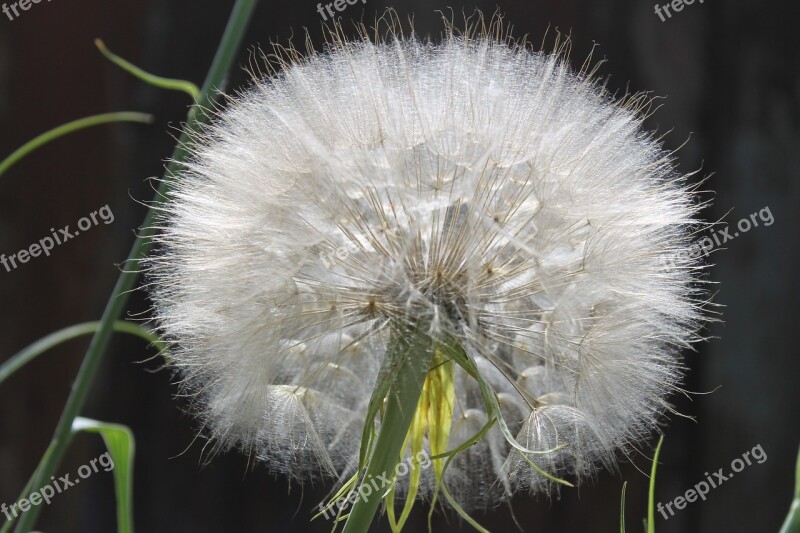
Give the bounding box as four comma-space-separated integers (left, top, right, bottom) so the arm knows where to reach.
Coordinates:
427, 416, 497, 533
0, 112, 152, 177
620, 481, 627, 533
0, 321, 167, 387
310, 472, 358, 524
72, 418, 135, 533
427, 416, 497, 462
779, 444, 800, 533
439, 482, 491, 533
95, 39, 201, 102
0, 421, 135, 533
647, 435, 664, 533
515, 448, 574, 487
444, 339, 571, 462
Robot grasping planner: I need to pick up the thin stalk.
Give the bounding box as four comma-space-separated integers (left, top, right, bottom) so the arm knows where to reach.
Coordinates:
342, 323, 434, 533
0, 442, 56, 533
12, 1, 260, 530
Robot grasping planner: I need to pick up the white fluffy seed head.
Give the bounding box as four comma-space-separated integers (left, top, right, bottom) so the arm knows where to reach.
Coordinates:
147, 14, 708, 510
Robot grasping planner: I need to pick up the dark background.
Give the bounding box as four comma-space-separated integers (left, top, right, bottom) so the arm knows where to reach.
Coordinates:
1, 1, 798, 532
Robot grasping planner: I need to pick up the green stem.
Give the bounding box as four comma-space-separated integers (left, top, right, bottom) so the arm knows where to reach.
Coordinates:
342, 323, 434, 533
0, 112, 153, 177
12, 1, 260, 530
0, 321, 163, 386
0, 442, 56, 533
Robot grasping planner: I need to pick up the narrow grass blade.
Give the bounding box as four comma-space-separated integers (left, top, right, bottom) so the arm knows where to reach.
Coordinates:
95, 39, 200, 102
620, 481, 627, 533
0, 321, 165, 386
0, 113, 152, 177
647, 435, 665, 533
71, 418, 135, 533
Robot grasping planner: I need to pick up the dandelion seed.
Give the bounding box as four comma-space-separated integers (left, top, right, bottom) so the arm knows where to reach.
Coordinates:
147, 12, 708, 523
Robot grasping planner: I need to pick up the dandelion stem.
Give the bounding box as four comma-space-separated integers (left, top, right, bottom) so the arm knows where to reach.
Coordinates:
342, 322, 434, 533
11, 1, 260, 531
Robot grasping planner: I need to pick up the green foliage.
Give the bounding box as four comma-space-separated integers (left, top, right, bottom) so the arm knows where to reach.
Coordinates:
95, 39, 201, 102
0, 419, 135, 533
0, 321, 165, 387
619, 435, 663, 533
620, 481, 627, 533
5, 1, 261, 531
72, 418, 136, 533
647, 435, 664, 533
0, 113, 152, 177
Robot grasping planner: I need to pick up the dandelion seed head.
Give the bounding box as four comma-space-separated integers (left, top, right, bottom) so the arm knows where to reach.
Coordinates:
147, 14, 708, 510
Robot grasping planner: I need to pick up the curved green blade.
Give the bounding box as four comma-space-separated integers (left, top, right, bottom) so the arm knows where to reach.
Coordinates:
72, 418, 135, 533
620, 481, 627, 533
95, 39, 200, 102
0, 112, 152, 177
647, 435, 664, 533
0, 320, 167, 386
